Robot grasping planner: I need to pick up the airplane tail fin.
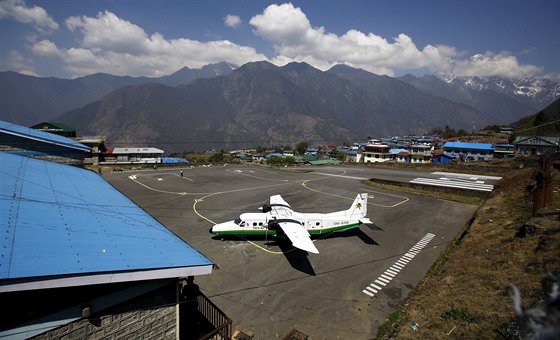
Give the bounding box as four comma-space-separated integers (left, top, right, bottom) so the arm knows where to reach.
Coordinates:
347, 193, 383, 230
347, 193, 369, 218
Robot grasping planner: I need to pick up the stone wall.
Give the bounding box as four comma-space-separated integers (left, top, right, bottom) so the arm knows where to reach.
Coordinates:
32, 284, 178, 340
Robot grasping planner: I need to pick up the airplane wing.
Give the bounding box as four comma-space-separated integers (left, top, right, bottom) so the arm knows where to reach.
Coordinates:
264, 195, 294, 216
277, 220, 319, 254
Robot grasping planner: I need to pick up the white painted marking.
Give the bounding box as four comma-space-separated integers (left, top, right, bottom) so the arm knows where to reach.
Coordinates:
381, 274, 394, 280
362, 289, 374, 297
363, 233, 436, 298
431, 172, 502, 181
410, 178, 493, 191
378, 276, 391, 284
386, 269, 399, 276
371, 284, 383, 291
375, 279, 387, 287
366, 286, 378, 294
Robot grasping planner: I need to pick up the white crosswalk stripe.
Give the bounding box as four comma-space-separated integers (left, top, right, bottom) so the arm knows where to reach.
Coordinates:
363, 233, 435, 298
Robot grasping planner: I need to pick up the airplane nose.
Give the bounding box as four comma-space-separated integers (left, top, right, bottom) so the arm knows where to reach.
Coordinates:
209, 226, 214, 234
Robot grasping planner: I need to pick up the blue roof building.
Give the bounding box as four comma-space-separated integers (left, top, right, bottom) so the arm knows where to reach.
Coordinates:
0, 120, 90, 165
1, 152, 213, 293
0, 152, 217, 339
443, 142, 494, 161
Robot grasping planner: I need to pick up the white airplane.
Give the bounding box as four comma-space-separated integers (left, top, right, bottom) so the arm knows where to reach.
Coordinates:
210, 193, 379, 254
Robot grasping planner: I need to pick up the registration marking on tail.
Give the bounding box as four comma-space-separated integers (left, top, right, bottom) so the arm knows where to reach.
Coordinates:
362, 233, 435, 298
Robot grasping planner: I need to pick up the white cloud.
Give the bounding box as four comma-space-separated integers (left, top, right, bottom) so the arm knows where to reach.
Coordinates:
0, 0, 58, 34
451, 52, 542, 79
224, 14, 241, 28
11, 2, 546, 80
249, 3, 543, 79
6, 50, 38, 76
31, 39, 63, 57
51, 10, 267, 77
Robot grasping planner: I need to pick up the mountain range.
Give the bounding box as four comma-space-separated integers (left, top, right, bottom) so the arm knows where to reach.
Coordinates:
1, 62, 558, 152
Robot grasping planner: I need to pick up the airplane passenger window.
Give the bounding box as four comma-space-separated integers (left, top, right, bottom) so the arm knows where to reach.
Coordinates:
253, 222, 257, 226
316, 222, 320, 226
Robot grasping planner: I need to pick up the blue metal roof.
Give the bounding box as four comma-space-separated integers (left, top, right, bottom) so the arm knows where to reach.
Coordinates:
0, 120, 90, 152
1, 153, 212, 285
443, 142, 494, 150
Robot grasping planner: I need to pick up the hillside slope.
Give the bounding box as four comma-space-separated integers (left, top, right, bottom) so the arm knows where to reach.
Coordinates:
384, 159, 560, 338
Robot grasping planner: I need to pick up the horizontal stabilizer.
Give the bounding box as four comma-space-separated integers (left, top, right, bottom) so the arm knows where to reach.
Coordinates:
360, 218, 383, 231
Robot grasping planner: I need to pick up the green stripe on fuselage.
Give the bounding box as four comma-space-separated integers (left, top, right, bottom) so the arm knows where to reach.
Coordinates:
212, 229, 277, 237
212, 223, 361, 237
308, 223, 361, 235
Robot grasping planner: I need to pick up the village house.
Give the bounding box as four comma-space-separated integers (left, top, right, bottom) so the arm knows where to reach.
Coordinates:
512, 136, 560, 156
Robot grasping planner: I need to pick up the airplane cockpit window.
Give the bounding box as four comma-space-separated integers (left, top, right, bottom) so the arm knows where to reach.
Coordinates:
234, 218, 242, 225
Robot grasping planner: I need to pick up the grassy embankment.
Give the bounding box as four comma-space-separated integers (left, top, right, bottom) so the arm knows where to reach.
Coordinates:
368, 160, 560, 339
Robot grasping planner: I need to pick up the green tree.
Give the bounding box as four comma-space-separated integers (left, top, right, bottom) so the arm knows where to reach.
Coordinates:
208, 152, 224, 163
295, 140, 309, 155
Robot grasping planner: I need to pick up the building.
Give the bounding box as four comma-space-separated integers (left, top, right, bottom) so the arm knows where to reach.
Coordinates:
443, 141, 494, 161
493, 143, 516, 159
409, 144, 432, 163
362, 144, 392, 163
512, 136, 560, 156
102, 147, 164, 164
389, 148, 410, 163
0, 120, 90, 166
432, 149, 456, 164
30, 122, 77, 138
76, 136, 107, 165
0, 152, 230, 339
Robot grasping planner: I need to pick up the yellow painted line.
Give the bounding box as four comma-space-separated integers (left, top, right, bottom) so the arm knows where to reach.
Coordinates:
301, 180, 409, 208
129, 177, 187, 195
193, 182, 315, 255
172, 173, 194, 181
226, 168, 290, 182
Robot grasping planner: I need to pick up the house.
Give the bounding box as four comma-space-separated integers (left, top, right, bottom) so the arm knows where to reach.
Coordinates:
0, 152, 229, 339
30, 121, 77, 138
494, 143, 516, 158
443, 141, 494, 161
345, 149, 358, 163
409, 144, 432, 163
512, 136, 560, 156
432, 149, 456, 164
0, 120, 90, 166
389, 148, 410, 163
363, 144, 392, 163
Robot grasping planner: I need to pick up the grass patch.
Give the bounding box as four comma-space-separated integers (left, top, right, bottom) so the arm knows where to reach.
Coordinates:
373, 163, 560, 339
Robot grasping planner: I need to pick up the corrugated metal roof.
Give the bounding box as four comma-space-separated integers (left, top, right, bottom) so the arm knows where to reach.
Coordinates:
0, 120, 90, 152
1, 153, 212, 289
443, 142, 494, 150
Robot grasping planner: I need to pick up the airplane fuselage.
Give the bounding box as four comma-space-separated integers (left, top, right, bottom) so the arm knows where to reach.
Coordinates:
211, 210, 361, 237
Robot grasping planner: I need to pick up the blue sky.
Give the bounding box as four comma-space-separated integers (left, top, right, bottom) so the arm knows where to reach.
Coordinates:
1, 0, 558, 80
